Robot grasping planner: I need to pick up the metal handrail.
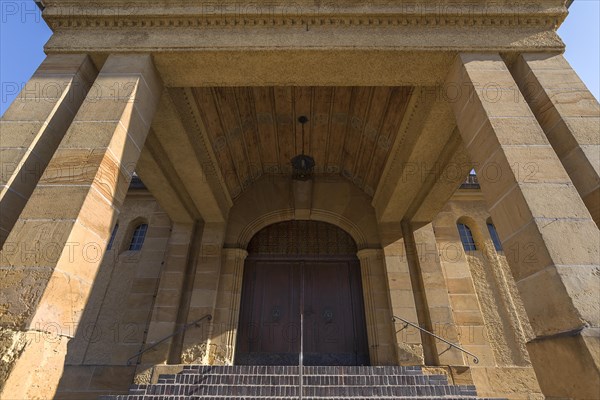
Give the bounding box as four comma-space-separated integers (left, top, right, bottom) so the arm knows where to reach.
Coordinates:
127, 314, 212, 365
392, 315, 479, 364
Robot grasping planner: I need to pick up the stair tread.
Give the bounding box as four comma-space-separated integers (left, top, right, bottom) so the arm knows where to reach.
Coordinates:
99, 365, 505, 400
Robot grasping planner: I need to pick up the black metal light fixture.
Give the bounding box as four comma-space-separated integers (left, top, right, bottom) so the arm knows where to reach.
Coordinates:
291, 116, 315, 181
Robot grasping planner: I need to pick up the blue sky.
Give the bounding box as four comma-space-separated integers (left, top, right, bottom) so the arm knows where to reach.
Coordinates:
1, 1, 599, 115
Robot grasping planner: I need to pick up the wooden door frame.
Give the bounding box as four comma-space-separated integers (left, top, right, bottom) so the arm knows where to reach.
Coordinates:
211, 247, 398, 366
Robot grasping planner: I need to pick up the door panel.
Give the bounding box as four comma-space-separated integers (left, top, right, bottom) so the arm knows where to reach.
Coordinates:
304, 261, 369, 366
236, 260, 300, 365
235, 259, 369, 366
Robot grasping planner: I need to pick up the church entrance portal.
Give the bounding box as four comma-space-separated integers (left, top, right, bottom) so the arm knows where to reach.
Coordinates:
235, 220, 370, 366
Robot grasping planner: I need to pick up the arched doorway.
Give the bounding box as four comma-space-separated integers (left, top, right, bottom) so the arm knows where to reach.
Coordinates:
235, 220, 370, 366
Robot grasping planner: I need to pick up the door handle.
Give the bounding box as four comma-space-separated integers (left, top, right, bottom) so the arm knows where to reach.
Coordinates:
323, 308, 333, 323
271, 306, 281, 322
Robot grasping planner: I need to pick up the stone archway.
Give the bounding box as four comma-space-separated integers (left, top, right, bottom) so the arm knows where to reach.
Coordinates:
201, 175, 398, 366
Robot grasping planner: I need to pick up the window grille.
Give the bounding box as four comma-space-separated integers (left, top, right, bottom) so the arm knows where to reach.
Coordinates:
487, 222, 503, 252
457, 223, 477, 252
129, 223, 148, 251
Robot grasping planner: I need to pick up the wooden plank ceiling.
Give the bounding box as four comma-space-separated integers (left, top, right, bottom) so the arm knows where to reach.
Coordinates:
191, 87, 413, 199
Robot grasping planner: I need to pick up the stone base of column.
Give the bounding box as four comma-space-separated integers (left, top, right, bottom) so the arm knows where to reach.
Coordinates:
1, 328, 69, 400
526, 327, 600, 398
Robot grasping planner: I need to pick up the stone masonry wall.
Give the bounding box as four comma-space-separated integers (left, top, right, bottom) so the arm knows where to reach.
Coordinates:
53, 189, 172, 399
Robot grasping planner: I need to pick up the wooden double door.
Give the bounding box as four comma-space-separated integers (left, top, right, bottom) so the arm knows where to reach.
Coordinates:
235, 257, 369, 366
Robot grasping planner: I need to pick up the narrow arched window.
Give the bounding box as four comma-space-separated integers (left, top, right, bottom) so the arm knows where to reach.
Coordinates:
107, 223, 119, 250
487, 222, 503, 252
129, 223, 148, 251
457, 223, 477, 251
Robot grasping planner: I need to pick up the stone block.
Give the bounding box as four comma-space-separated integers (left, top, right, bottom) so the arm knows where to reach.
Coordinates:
470, 366, 543, 399
562, 147, 600, 192
0, 148, 29, 183
110, 343, 143, 365
159, 271, 185, 290
89, 365, 136, 391
453, 310, 485, 325
0, 121, 45, 148
2, 152, 46, 197
0, 189, 27, 231
100, 54, 162, 97
2, 97, 66, 122
527, 327, 600, 399
130, 277, 159, 294
553, 115, 600, 148
37, 54, 94, 76
134, 254, 164, 278
387, 272, 413, 290
517, 265, 598, 336
56, 365, 95, 392
123, 308, 154, 324
1, 330, 69, 400
520, 53, 572, 70
0, 219, 74, 268
460, 344, 496, 366
152, 306, 178, 323
190, 288, 217, 308
450, 294, 481, 311
425, 289, 453, 308
29, 270, 93, 330
446, 277, 476, 294
500, 221, 552, 281
20, 185, 89, 220
126, 293, 156, 310
583, 187, 600, 226
0, 266, 53, 327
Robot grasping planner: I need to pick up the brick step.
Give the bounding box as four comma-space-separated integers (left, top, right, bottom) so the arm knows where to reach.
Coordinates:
156, 374, 450, 386
128, 384, 477, 397
177, 365, 425, 376
99, 365, 507, 400
102, 397, 488, 400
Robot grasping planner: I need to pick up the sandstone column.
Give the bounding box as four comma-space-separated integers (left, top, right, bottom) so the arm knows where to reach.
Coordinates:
0, 54, 97, 246
133, 222, 195, 380
0, 54, 161, 399
401, 221, 439, 366
209, 247, 248, 365
449, 53, 600, 398
179, 222, 226, 365
382, 239, 425, 365
357, 248, 397, 365
510, 53, 600, 228
412, 223, 465, 366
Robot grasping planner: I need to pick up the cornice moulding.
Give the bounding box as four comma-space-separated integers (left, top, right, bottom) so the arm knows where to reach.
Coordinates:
41, 2, 568, 30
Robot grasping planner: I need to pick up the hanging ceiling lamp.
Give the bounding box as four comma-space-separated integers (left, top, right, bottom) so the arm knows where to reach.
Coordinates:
291, 116, 315, 181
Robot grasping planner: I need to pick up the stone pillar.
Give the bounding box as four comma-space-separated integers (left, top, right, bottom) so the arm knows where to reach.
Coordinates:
209, 247, 248, 365
382, 239, 425, 365
0, 54, 161, 400
401, 221, 439, 366
168, 221, 205, 364
357, 248, 397, 365
433, 214, 498, 366
510, 53, 600, 228
0, 54, 97, 246
449, 53, 600, 398
134, 222, 195, 380
413, 224, 465, 366
180, 222, 226, 365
